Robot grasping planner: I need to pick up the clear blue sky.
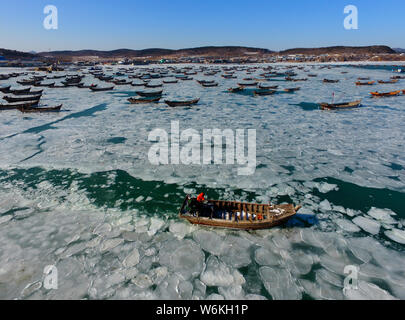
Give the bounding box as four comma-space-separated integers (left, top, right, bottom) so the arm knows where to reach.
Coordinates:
1, 0, 404, 52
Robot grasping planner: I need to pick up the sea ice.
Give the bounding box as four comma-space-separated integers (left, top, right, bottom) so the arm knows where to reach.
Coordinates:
158, 239, 204, 280
192, 229, 227, 256
100, 238, 124, 252
335, 219, 361, 233
200, 256, 237, 287
259, 266, 302, 300
353, 216, 381, 235
169, 221, 193, 239
123, 248, 140, 268
254, 247, 281, 266
0, 215, 12, 225
343, 280, 398, 300
367, 207, 397, 224
384, 228, 405, 244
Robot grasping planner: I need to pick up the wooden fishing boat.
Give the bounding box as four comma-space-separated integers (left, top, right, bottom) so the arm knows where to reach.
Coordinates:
284, 87, 300, 92
228, 87, 244, 93
0, 100, 40, 110
391, 76, 405, 80
237, 82, 258, 87
377, 80, 398, 84
254, 90, 276, 96
9, 87, 31, 94
77, 84, 97, 89
370, 90, 401, 97
178, 195, 301, 230
17, 79, 39, 86
90, 86, 114, 92
3, 94, 42, 103
144, 83, 163, 88
258, 85, 278, 90
33, 82, 55, 87
323, 79, 339, 83
165, 98, 200, 107
163, 80, 178, 84
13, 89, 43, 96
201, 82, 218, 87
131, 82, 145, 87
128, 97, 161, 104
356, 81, 375, 86
0, 85, 11, 93
319, 100, 362, 110
135, 90, 163, 97
18, 104, 62, 113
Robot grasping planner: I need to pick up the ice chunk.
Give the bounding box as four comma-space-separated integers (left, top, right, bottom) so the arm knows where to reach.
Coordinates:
344, 280, 398, 300
335, 219, 361, 233
218, 285, 245, 300
367, 207, 396, 224
319, 199, 332, 211
384, 229, 405, 244
316, 269, 343, 288
254, 247, 281, 266
353, 216, 381, 235
192, 279, 206, 299
131, 273, 153, 289
192, 230, 227, 256
219, 235, 252, 268
100, 238, 124, 252
149, 266, 168, 285
259, 266, 302, 300
60, 242, 87, 258
21, 281, 42, 298
0, 215, 12, 225
316, 183, 338, 193
93, 223, 112, 236
200, 256, 236, 287
123, 248, 140, 268
169, 221, 193, 239
281, 249, 314, 275
158, 239, 204, 280
148, 217, 165, 236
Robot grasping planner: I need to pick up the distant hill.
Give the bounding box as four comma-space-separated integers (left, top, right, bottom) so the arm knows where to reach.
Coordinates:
393, 48, 405, 53
0, 48, 38, 60
38, 46, 273, 59
279, 46, 396, 55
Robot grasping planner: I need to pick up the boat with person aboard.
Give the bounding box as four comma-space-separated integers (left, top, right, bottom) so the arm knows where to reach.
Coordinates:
178, 194, 301, 230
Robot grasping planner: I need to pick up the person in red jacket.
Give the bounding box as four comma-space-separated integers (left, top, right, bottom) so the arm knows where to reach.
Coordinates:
197, 193, 205, 202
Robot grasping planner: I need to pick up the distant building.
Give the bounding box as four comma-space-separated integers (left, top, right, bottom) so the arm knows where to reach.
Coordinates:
0, 56, 6, 61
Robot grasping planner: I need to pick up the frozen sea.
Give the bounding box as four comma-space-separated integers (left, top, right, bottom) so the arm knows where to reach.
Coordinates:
0, 63, 405, 300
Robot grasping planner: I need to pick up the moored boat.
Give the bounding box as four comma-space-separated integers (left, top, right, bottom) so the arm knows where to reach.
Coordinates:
18, 104, 62, 113
356, 81, 375, 86
90, 86, 114, 92
135, 90, 163, 97
370, 90, 401, 97
128, 97, 161, 104
3, 94, 42, 103
319, 100, 362, 110
165, 98, 200, 107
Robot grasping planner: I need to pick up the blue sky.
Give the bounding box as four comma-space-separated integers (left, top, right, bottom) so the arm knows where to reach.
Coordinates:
1, 0, 404, 52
